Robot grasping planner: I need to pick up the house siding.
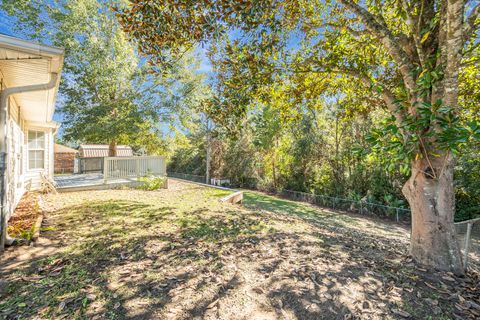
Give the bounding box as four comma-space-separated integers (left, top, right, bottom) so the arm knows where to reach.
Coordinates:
4, 95, 25, 220
1, 95, 56, 221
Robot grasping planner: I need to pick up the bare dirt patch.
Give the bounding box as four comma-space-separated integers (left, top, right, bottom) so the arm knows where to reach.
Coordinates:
0, 179, 478, 319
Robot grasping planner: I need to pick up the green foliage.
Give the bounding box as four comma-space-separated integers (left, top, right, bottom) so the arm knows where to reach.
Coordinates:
137, 176, 167, 191
1, 0, 209, 155
8, 225, 36, 242
455, 144, 480, 221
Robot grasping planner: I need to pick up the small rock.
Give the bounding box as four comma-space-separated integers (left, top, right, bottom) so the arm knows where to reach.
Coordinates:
113, 302, 120, 309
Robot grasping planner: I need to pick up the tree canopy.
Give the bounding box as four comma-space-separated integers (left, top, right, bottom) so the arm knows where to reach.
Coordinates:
118, 0, 480, 274
1, 0, 209, 154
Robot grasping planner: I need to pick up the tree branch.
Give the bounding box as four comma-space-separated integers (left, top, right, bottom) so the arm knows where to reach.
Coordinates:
293, 64, 407, 136
400, 0, 427, 68
338, 0, 418, 103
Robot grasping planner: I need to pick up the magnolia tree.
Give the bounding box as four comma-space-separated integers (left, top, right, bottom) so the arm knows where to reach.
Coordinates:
117, 0, 480, 274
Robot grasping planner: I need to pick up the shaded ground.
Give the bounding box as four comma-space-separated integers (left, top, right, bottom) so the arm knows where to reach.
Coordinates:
0, 180, 479, 319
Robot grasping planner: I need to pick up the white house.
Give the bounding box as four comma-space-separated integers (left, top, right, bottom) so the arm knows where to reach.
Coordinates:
0, 34, 64, 249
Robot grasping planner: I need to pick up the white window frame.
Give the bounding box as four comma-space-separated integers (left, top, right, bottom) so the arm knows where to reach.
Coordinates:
27, 130, 46, 171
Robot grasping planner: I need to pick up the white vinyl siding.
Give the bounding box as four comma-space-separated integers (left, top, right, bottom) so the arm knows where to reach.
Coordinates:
28, 130, 45, 169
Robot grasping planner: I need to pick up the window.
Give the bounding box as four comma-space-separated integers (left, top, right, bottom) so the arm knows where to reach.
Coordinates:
28, 131, 45, 170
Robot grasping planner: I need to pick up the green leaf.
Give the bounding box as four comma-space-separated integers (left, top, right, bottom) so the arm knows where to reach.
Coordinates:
420, 31, 430, 43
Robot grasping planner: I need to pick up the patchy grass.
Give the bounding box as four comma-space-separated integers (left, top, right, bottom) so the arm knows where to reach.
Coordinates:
0, 180, 478, 320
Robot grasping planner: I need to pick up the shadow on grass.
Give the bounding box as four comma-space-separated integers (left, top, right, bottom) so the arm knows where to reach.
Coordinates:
177, 208, 267, 242
243, 191, 408, 236
0, 200, 268, 319
0, 193, 470, 320
243, 192, 357, 224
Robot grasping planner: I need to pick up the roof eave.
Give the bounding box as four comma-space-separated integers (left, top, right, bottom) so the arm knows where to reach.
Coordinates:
0, 34, 64, 57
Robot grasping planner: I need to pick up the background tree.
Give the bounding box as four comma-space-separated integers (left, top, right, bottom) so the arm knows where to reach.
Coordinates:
1, 0, 208, 154
118, 0, 480, 274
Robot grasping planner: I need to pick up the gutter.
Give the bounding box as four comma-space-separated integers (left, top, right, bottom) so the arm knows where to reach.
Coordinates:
0, 73, 58, 250
0, 34, 64, 58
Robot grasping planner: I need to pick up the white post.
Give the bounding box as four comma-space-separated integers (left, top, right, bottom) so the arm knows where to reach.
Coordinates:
206, 131, 210, 185
136, 158, 140, 178
103, 157, 108, 184
464, 222, 473, 270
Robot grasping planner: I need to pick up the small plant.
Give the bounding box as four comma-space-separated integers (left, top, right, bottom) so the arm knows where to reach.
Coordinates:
8, 225, 36, 242
137, 175, 167, 190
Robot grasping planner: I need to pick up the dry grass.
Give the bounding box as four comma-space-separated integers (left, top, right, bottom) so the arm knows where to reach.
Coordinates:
0, 180, 478, 320
7, 193, 42, 242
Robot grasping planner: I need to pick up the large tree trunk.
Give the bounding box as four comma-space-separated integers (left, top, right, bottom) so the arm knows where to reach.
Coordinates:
402, 152, 464, 275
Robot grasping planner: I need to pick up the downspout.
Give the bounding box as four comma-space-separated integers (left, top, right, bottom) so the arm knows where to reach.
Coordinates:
0, 73, 58, 250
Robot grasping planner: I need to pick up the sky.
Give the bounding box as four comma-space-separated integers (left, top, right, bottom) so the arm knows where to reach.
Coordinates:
0, 10, 15, 36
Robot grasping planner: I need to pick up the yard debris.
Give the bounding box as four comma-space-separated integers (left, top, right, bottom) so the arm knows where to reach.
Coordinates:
1, 180, 478, 319
391, 308, 412, 318
8, 193, 43, 243
40, 172, 58, 194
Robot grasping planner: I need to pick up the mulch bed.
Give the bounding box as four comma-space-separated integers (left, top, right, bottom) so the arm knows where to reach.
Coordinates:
8, 192, 43, 241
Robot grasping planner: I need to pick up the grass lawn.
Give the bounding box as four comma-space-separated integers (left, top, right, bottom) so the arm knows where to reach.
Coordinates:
0, 180, 478, 319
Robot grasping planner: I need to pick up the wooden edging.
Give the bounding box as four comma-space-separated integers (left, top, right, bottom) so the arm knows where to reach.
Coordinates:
32, 194, 46, 241
219, 191, 243, 204
168, 177, 243, 204
32, 214, 43, 241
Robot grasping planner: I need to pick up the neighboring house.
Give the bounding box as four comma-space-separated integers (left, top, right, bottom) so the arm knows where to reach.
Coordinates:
0, 34, 64, 248
77, 144, 133, 173
54, 143, 78, 174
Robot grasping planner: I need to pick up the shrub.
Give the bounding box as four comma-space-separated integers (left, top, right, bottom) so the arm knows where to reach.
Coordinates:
137, 176, 167, 191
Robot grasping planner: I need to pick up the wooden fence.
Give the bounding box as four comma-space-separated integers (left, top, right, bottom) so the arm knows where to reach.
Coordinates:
103, 156, 166, 183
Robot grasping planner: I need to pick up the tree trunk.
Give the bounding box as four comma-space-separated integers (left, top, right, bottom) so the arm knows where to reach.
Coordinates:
206, 133, 211, 184
402, 153, 464, 275
272, 157, 277, 189
109, 140, 117, 157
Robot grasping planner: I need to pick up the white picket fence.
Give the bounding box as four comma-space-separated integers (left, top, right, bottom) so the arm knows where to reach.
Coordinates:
103, 156, 166, 183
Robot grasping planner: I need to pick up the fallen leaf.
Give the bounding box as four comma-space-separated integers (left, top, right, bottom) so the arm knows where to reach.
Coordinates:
391, 308, 411, 318
57, 301, 66, 313
207, 299, 219, 309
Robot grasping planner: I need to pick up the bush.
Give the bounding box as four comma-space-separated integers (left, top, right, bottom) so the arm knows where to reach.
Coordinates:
137, 176, 167, 191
